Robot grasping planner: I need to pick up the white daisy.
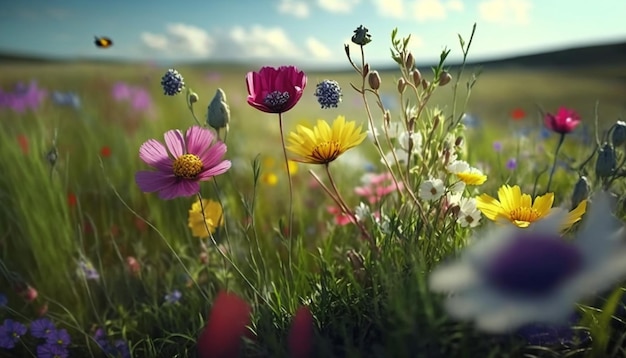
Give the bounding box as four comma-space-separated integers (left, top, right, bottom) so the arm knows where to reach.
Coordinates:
457, 197, 481, 228
419, 179, 445, 201
430, 191, 626, 333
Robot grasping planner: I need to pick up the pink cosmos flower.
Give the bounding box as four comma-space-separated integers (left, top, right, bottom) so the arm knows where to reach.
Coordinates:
135, 126, 231, 200
246, 66, 307, 113
355, 172, 403, 204
544, 107, 581, 134
327, 206, 356, 226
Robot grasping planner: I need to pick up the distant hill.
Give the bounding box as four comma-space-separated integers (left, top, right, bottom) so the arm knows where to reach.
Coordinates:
0, 41, 624, 71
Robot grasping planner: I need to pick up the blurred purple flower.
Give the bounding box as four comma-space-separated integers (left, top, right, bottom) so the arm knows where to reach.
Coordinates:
30, 318, 56, 338
492, 141, 502, 152
46, 328, 71, 348
111, 82, 155, 116
0, 319, 27, 349
0, 80, 47, 113
111, 82, 132, 101
164, 289, 182, 304
205, 72, 222, 82
78, 259, 100, 281
36, 343, 68, 358
51, 91, 81, 109
506, 158, 517, 170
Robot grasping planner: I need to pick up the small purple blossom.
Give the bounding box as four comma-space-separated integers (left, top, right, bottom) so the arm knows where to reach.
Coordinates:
506, 158, 517, 170
492, 141, 502, 152
30, 318, 56, 338
164, 289, 182, 304
114, 339, 131, 358
78, 259, 100, 280
46, 328, 71, 348
36, 343, 68, 358
0, 80, 47, 113
314, 79, 342, 109
160, 69, 185, 96
0, 319, 28, 349
51, 91, 81, 109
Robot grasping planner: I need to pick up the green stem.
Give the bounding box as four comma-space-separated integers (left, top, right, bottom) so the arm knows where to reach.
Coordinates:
546, 132, 566, 193
278, 113, 294, 268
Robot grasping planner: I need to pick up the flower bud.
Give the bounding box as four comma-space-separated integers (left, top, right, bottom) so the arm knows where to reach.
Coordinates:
188, 92, 199, 105
411, 70, 422, 87
206, 88, 230, 130
454, 136, 463, 147
397, 78, 406, 94
421, 79, 429, 90
351, 25, 372, 46
383, 110, 391, 127
595, 142, 616, 178
438, 71, 452, 86
570, 176, 590, 210
368, 71, 381, 90
611, 120, 626, 147
404, 53, 415, 70
363, 63, 370, 77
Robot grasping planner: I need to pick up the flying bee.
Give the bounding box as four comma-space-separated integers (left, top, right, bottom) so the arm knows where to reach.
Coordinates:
94, 36, 113, 48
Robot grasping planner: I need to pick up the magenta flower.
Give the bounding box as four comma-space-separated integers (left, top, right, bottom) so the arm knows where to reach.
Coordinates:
544, 107, 581, 134
135, 126, 231, 200
245, 66, 306, 114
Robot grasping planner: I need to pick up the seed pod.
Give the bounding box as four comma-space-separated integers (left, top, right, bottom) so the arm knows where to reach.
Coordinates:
397, 78, 406, 94
438, 71, 452, 86
611, 121, 626, 147
412, 70, 422, 87
595, 142, 617, 178
368, 71, 381, 90
404, 52, 415, 70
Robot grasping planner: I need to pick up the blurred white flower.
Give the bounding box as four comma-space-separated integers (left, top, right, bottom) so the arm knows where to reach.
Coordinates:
398, 131, 422, 153
457, 197, 481, 228
419, 179, 445, 201
430, 191, 626, 333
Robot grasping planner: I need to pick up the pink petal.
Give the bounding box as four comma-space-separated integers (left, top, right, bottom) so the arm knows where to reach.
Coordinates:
198, 160, 231, 180
158, 179, 199, 200
138, 139, 172, 171
200, 142, 227, 168
197, 291, 252, 358
245, 71, 257, 97
288, 306, 314, 358
186, 126, 215, 157
135, 170, 176, 193
164, 129, 185, 157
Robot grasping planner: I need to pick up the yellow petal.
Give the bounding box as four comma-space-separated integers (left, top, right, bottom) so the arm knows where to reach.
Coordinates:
560, 199, 587, 231
475, 193, 503, 221
531, 192, 554, 218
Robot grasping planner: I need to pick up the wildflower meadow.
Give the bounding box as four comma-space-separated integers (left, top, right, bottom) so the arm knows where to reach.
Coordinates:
2, 24, 626, 358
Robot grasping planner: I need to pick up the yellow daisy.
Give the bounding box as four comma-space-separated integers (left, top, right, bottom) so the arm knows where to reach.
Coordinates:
475, 184, 587, 230
286, 116, 366, 164
447, 160, 487, 185
188, 198, 224, 238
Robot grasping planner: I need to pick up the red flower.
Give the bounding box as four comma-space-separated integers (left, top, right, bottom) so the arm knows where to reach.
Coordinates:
288, 306, 314, 358
510, 108, 526, 121
197, 291, 252, 358
100, 146, 111, 157
246, 66, 306, 113
67, 192, 77, 207
544, 107, 581, 134
17, 134, 29, 154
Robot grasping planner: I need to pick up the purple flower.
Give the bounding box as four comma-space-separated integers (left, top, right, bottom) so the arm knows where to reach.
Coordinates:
51, 91, 80, 109
161, 69, 185, 96
112, 82, 132, 101
0, 80, 47, 113
0, 319, 28, 349
78, 259, 100, 280
114, 339, 131, 358
46, 328, 71, 348
506, 158, 517, 170
30, 318, 56, 338
492, 141, 502, 152
135, 126, 231, 200
36, 343, 68, 358
164, 289, 182, 304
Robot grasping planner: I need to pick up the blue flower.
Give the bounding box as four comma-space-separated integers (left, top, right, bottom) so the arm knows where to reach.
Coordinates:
46, 328, 71, 348
313, 79, 342, 109
164, 289, 182, 304
160, 69, 185, 96
36, 343, 68, 358
30, 318, 56, 338
0, 319, 28, 349
51, 91, 81, 109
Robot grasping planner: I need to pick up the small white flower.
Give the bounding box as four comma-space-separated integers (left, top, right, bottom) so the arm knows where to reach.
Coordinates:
384, 121, 404, 138
419, 179, 445, 201
457, 197, 481, 228
381, 149, 409, 166
446, 159, 470, 174
430, 191, 626, 333
354, 202, 370, 222
449, 180, 466, 195
366, 125, 379, 142
398, 131, 422, 153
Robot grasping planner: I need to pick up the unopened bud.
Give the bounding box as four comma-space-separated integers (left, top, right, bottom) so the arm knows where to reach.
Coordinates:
438, 71, 452, 86
368, 71, 381, 90
383, 110, 391, 127
188, 92, 199, 105
363, 63, 370, 77
595, 142, 616, 178
433, 115, 440, 129
397, 78, 406, 94
454, 136, 463, 147
411, 70, 422, 87
570, 176, 590, 210
206, 88, 230, 130
344, 44, 350, 58
443, 149, 451, 165
404, 53, 415, 70
421, 79, 429, 90
611, 121, 626, 147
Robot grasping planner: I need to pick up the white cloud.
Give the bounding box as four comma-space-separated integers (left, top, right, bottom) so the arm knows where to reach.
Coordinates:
373, 0, 463, 21
478, 0, 532, 25
306, 37, 333, 59
140, 23, 214, 57
317, 0, 360, 13
277, 0, 310, 18
229, 25, 302, 59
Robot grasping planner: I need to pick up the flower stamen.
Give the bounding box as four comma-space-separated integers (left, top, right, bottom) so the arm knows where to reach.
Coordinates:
172, 154, 203, 179
264, 91, 290, 111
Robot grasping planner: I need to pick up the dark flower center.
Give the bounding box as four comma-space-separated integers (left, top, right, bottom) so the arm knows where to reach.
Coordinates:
264, 91, 290, 111
172, 154, 203, 179
484, 234, 583, 298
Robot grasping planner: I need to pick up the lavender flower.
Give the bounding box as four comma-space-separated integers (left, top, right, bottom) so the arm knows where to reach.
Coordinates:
51, 91, 81, 109
46, 328, 71, 348
78, 259, 100, 281
164, 289, 182, 304
36, 343, 68, 358
160, 69, 185, 96
0, 319, 28, 349
506, 158, 517, 170
30, 318, 56, 338
492, 141, 502, 152
314, 79, 342, 109
0, 80, 47, 113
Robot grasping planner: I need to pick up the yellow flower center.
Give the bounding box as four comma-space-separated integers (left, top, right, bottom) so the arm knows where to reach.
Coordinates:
172, 154, 203, 179
312, 141, 341, 163
509, 206, 541, 223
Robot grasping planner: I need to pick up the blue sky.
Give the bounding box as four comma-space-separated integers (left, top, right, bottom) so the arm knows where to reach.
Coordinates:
1, 0, 624, 69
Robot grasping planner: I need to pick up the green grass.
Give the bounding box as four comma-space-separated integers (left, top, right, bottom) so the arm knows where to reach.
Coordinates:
1, 29, 626, 358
